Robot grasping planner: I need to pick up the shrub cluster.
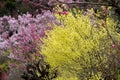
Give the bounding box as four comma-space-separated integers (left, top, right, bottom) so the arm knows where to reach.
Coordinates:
41, 10, 120, 80
0, 10, 58, 80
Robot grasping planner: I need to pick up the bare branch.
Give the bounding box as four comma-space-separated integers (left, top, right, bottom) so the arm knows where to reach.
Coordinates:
56, 0, 112, 6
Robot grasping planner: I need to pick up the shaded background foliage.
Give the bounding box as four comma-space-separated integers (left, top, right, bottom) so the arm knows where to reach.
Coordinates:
0, 0, 120, 16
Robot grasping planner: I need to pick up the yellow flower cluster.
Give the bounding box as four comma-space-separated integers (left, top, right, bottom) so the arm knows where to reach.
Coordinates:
41, 11, 120, 80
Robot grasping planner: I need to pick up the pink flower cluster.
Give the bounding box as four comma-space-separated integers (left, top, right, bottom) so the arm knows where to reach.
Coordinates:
58, 11, 68, 15
0, 11, 57, 62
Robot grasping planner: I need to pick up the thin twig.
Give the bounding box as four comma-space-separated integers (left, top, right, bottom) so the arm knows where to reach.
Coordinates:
56, 0, 112, 6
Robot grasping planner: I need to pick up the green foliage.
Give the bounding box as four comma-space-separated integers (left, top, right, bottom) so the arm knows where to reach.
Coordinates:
0, 0, 35, 17
41, 10, 120, 79
0, 0, 16, 16
0, 55, 9, 71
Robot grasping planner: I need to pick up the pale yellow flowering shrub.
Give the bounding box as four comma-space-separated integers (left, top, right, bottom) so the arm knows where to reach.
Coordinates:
41, 11, 120, 80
